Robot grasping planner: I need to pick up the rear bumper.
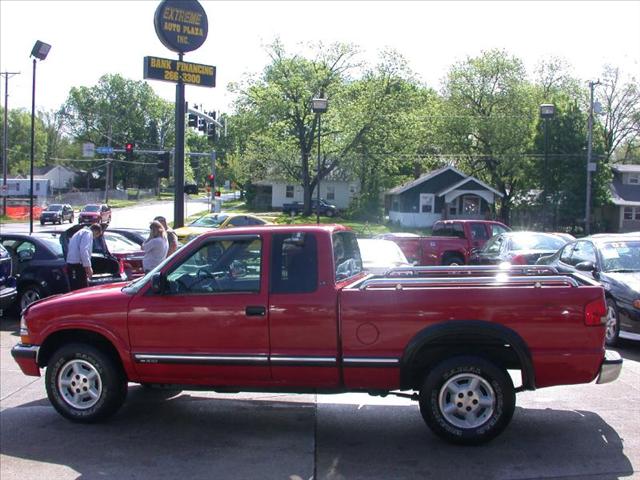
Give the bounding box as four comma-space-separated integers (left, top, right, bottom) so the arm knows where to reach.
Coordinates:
0, 286, 17, 310
11, 344, 41, 376
596, 350, 622, 384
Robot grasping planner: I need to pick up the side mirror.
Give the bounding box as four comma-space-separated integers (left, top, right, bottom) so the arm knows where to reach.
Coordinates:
576, 261, 596, 273
18, 251, 34, 262
151, 272, 168, 294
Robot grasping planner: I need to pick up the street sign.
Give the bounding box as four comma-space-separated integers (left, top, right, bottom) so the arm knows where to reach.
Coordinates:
154, 0, 208, 53
143, 56, 216, 87
96, 146, 114, 155
82, 142, 95, 158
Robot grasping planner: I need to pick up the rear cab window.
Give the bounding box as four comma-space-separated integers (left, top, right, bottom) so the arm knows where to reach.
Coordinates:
432, 222, 466, 239
332, 231, 363, 281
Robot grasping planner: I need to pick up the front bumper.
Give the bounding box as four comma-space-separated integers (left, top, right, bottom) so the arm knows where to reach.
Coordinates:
596, 350, 623, 384
11, 344, 41, 376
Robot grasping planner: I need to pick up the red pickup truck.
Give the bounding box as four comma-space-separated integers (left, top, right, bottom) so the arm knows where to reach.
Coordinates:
12, 225, 621, 445
379, 219, 510, 266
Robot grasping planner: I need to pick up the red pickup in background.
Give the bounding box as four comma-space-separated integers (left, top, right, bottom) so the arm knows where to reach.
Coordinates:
12, 224, 621, 445
378, 219, 510, 265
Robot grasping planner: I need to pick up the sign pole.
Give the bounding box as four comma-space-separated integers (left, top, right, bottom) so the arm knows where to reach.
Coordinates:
174, 52, 186, 228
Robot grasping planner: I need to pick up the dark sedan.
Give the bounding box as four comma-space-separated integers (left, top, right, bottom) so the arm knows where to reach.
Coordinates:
0, 233, 126, 311
537, 234, 640, 345
470, 231, 569, 266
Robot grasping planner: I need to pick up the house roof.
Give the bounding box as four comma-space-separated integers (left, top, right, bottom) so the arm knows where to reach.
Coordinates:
437, 177, 503, 198
33, 166, 56, 175
386, 166, 468, 195
610, 177, 640, 206
612, 163, 640, 174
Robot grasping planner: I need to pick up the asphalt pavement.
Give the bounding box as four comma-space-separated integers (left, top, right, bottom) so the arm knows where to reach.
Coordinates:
1, 313, 639, 480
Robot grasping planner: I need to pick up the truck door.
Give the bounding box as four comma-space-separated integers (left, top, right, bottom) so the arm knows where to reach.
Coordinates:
268, 231, 340, 387
128, 234, 270, 385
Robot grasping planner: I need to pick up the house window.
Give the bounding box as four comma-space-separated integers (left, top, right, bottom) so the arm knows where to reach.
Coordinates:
285, 185, 294, 198
326, 185, 335, 201
392, 200, 399, 211
15, 183, 20, 191
463, 196, 480, 215
349, 184, 356, 194
448, 198, 458, 216
420, 193, 434, 214
36, 183, 40, 191
624, 207, 632, 220
628, 173, 639, 184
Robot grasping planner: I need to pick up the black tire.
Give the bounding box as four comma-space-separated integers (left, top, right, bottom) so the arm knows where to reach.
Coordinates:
69, 215, 74, 223
325, 209, 334, 218
419, 355, 515, 445
442, 254, 465, 266
19, 284, 44, 311
45, 343, 127, 423
40, 220, 45, 226
605, 299, 621, 346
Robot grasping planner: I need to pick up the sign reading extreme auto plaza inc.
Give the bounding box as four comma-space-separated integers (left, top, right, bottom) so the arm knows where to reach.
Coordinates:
154, 0, 208, 53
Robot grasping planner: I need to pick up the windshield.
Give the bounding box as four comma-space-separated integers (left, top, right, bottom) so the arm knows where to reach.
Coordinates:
47, 205, 62, 211
190, 214, 228, 228
103, 233, 140, 252
601, 241, 640, 272
510, 234, 566, 251
83, 205, 100, 212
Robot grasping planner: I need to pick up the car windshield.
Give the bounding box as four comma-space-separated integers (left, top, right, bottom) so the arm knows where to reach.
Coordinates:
83, 205, 100, 212
47, 205, 62, 211
600, 241, 640, 272
510, 234, 566, 251
103, 233, 140, 252
190, 214, 229, 228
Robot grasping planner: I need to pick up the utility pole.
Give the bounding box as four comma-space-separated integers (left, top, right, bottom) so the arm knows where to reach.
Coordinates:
585, 80, 600, 235
105, 123, 112, 203
1, 71, 20, 217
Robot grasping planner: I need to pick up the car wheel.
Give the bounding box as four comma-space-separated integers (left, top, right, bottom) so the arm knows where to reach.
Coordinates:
20, 284, 44, 310
442, 255, 465, 266
605, 299, 621, 346
45, 343, 127, 423
40, 221, 45, 226
419, 355, 515, 445
326, 209, 334, 218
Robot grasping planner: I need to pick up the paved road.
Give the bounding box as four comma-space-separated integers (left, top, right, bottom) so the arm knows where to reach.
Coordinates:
1, 313, 638, 480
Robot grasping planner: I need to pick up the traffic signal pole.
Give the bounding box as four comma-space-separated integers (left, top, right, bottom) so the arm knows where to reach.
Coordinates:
174, 53, 186, 228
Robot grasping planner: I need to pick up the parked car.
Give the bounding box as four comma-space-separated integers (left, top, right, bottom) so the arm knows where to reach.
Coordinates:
282, 198, 338, 217
12, 224, 621, 445
102, 232, 145, 279
104, 228, 150, 247
357, 238, 411, 274
0, 243, 18, 314
78, 204, 111, 225
173, 213, 270, 242
0, 232, 126, 310
40, 204, 74, 225
470, 231, 569, 266
536, 234, 640, 345
184, 184, 199, 195
380, 220, 511, 266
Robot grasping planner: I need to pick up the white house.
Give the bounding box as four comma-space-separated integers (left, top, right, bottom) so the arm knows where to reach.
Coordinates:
4, 178, 50, 202
253, 179, 359, 210
33, 165, 78, 190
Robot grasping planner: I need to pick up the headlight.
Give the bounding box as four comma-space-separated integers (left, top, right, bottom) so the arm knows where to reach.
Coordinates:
633, 299, 640, 309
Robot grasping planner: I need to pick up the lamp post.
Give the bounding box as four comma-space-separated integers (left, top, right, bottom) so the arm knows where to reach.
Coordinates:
311, 96, 328, 225
539, 103, 555, 230
1, 71, 20, 217
29, 40, 51, 234
585, 80, 600, 235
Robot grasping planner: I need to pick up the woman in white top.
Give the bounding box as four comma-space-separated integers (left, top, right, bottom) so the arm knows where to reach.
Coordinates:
143, 220, 169, 272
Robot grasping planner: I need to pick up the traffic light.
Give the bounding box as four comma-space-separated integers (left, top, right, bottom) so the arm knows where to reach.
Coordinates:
208, 173, 215, 188
207, 123, 216, 141
198, 118, 207, 132
188, 113, 198, 128
125, 142, 134, 161
158, 152, 170, 178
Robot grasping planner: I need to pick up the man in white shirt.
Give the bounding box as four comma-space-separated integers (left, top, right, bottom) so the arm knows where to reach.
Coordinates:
66, 223, 103, 291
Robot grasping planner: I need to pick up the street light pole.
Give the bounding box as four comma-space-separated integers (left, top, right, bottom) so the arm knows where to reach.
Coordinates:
539, 104, 555, 231
585, 81, 600, 235
1, 71, 20, 217
28, 40, 51, 234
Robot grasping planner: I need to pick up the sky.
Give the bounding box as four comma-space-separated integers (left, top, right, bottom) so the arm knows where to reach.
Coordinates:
1, 0, 639, 115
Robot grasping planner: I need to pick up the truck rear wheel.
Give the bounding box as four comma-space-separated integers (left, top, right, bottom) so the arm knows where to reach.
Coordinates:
419, 356, 515, 445
442, 254, 464, 266
45, 343, 127, 423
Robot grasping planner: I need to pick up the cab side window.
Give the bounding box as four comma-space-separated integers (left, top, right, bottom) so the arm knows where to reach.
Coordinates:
165, 237, 262, 294
270, 232, 318, 294
470, 223, 490, 241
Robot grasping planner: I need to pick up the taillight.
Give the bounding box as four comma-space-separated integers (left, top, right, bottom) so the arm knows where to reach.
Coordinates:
510, 254, 527, 265
118, 259, 125, 275
585, 297, 607, 326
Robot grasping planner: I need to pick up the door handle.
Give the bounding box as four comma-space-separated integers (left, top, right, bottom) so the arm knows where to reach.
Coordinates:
245, 306, 266, 317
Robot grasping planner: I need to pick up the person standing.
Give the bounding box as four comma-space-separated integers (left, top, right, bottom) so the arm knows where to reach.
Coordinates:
143, 220, 169, 273
66, 223, 103, 291
154, 215, 178, 256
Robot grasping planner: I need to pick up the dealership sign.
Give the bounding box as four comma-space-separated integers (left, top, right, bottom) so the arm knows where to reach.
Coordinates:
154, 0, 208, 53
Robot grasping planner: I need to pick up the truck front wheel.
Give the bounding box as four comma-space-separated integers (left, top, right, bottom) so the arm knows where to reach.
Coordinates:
45, 343, 127, 423
419, 356, 515, 445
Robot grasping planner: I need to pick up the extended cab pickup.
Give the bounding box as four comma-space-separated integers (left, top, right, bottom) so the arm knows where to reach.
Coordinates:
12, 225, 621, 444
381, 220, 510, 266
